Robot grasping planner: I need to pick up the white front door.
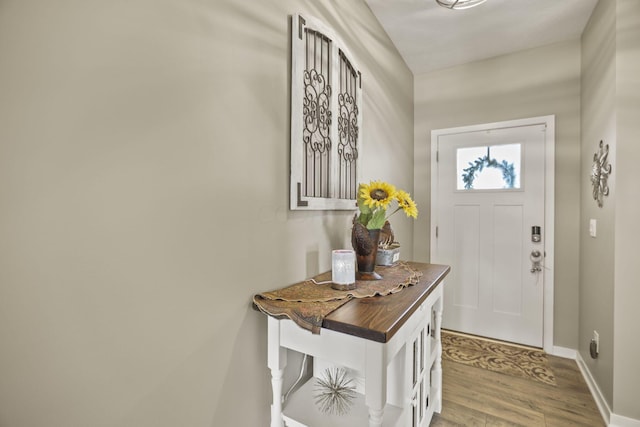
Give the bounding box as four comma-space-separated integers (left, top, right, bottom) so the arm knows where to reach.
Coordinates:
432, 121, 549, 348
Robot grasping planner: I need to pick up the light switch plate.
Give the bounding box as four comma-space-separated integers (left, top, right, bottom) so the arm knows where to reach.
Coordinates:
589, 219, 597, 238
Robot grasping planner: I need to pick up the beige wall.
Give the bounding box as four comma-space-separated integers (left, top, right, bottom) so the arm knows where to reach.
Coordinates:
613, 0, 640, 419
413, 40, 582, 349
581, 0, 640, 419
0, 1, 414, 426
579, 0, 616, 408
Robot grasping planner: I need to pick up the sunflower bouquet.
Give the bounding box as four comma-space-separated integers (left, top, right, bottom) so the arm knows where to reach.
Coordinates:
355, 180, 418, 230
352, 181, 418, 275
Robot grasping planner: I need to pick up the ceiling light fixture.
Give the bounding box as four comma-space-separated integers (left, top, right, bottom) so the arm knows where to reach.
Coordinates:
436, 0, 487, 10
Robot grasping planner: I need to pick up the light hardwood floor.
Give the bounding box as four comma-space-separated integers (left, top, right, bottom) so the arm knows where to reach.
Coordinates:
431, 354, 605, 426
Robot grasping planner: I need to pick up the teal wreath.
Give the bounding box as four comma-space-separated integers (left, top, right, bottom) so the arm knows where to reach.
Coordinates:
462, 155, 516, 189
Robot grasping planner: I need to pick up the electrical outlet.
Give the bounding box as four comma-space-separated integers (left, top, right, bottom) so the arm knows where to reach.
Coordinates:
593, 330, 599, 353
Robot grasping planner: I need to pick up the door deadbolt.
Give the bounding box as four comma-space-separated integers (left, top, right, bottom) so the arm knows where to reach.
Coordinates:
531, 226, 541, 243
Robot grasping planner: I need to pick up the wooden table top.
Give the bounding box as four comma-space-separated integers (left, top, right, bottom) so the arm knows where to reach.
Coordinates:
322, 262, 450, 343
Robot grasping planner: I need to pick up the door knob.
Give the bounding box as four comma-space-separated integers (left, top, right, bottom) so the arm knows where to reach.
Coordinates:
530, 250, 542, 273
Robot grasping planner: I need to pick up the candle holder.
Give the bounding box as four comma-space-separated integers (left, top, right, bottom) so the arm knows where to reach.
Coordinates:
331, 249, 356, 291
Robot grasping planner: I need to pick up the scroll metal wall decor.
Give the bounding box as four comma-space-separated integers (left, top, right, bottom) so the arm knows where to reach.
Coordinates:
590, 140, 612, 208
290, 14, 362, 210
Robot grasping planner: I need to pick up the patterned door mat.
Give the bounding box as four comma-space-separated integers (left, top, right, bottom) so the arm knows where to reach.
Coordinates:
441, 330, 556, 386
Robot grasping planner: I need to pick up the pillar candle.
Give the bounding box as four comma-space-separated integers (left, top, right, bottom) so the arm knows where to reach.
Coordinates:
332, 249, 355, 285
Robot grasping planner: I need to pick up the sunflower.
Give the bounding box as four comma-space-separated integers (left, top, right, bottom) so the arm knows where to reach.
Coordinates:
395, 190, 418, 219
359, 181, 396, 210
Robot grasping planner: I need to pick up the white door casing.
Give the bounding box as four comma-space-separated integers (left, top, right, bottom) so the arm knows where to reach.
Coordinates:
430, 116, 555, 351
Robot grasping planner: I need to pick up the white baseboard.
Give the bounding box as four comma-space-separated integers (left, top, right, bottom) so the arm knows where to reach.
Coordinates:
550, 345, 576, 359
575, 352, 611, 425
567, 351, 640, 427
548, 348, 640, 427
610, 414, 640, 427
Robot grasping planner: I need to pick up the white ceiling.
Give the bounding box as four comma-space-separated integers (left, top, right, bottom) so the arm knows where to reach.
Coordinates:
365, 0, 598, 75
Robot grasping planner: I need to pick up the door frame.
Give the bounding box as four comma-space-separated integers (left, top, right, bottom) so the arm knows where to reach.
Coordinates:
430, 115, 555, 352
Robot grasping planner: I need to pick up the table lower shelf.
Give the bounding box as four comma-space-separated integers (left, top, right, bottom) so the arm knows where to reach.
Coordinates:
282, 377, 404, 427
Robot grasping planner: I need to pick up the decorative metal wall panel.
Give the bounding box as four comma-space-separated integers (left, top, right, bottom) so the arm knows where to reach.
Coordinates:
337, 50, 360, 200
290, 14, 362, 210
590, 140, 611, 208
303, 29, 332, 198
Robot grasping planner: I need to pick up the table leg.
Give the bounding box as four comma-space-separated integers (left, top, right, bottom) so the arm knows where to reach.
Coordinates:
270, 367, 285, 427
365, 341, 386, 427
268, 317, 287, 427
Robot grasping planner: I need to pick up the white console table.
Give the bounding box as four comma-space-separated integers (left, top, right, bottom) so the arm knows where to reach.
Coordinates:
265, 262, 450, 427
